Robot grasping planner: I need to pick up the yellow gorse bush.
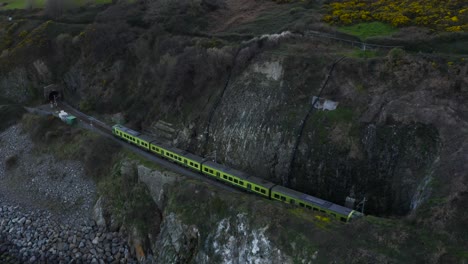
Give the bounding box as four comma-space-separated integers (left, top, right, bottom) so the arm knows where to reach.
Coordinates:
324, 0, 468, 32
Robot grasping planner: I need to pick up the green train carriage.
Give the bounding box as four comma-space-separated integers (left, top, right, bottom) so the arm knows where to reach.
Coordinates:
271, 185, 360, 222
112, 124, 150, 150
154, 143, 204, 171
201, 161, 275, 197
113, 124, 362, 222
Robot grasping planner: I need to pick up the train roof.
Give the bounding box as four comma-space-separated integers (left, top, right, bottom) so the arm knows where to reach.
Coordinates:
271, 185, 353, 215
246, 175, 276, 189
169, 146, 205, 163
328, 203, 354, 216
139, 134, 156, 142
203, 161, 251, 180
113, 124, 140, 136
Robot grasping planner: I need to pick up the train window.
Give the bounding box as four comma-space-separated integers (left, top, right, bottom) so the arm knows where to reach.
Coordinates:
190, 162, 193, 166
194, 164, 198, 168
306, 205, 312, 209
331, 213, 336, 217
281, 196, 286, 201
274, 194, 279, 199
233, 179, 238, 184
260, 189, 266, 194
228, 177, 233, 181
204, 168, 209, 172
290, 199, 295, 204
239, 180, 243, 185
247, 184, 251, 189
340, 217, 346, 222
209, 169, 214, 174
223, 175, 228, 179
320, 210, 325, 213
254, 187, 260, 192
216, 172, 220, 177
299, 203, 305, 207
313, 207, 318, 211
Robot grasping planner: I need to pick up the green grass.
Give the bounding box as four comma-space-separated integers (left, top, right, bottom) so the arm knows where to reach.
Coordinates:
123, 149, 164, 171
347, 49, 382, 58
0, 0, 113, 10
338, 22, 398, 40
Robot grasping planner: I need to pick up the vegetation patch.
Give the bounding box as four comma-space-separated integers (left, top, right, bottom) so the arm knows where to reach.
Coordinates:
0, 104, 26, 132
348, 48, 382, 58
20, 114, 120, 179
338, 21, 398, 40
324, 0, 468, 32
0, 0, 113, 10
98, 159, 160, 237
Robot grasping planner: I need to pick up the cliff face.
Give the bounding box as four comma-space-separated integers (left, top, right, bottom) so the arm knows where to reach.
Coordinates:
1, 1, 468, 262
129, 162, 349, 263
0, 2, 466, 217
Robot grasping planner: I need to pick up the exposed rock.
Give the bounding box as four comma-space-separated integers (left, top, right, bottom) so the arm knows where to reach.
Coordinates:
137, 166, 180, 210
93, 197, 107, 228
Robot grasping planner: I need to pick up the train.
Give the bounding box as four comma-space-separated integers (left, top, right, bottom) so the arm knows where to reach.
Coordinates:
112, 124, 362, 222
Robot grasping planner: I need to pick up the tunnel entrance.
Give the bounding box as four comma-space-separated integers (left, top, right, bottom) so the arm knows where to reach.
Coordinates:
43, 84, 63, 103
48, 91, 60, 102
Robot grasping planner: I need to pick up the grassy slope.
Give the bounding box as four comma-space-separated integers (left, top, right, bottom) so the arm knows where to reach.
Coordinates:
0, 0, 112, 10
338, 21, 399, 40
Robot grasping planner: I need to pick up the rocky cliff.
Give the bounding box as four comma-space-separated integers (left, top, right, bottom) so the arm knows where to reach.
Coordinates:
0, 0, 467, 262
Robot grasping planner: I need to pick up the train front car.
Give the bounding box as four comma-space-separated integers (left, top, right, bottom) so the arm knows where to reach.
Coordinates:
112, 124, 151, 151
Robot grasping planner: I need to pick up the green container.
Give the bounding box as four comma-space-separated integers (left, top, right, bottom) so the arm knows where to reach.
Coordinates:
65, 115, 76, 125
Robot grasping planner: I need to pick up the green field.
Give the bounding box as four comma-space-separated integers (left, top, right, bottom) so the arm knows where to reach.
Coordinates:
0, 0, 112, 10
338, 21, 399, 40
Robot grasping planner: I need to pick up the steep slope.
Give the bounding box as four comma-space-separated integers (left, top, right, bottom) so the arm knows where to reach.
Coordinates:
0, 0, 467, 262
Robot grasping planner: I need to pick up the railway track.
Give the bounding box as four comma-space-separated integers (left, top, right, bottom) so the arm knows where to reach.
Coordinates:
57, 101, 112, 133
55, 101, 242, 194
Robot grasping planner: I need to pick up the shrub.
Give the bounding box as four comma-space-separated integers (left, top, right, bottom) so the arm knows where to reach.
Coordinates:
388, 47, 405, 61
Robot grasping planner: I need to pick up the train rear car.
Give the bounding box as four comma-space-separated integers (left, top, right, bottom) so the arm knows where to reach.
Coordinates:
271, 185, 357, 222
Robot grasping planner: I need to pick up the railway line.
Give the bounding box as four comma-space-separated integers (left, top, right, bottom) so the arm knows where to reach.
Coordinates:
55, 101, 243, 194
52, 100, 360, 222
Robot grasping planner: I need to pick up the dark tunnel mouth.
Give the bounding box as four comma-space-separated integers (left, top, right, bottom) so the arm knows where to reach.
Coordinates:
48, 91, 60, 101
